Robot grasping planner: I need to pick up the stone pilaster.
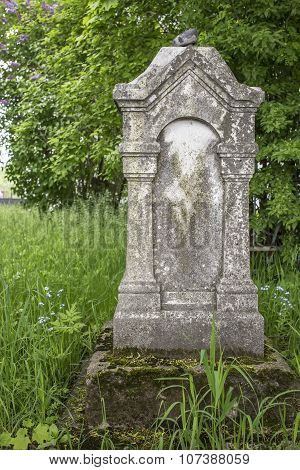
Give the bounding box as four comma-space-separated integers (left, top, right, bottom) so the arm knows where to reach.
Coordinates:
119, 142, 159, 294
114, 142, 161, 348
216, 145, 264, 356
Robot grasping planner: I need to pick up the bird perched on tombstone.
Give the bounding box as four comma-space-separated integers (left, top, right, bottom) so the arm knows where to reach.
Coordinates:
172, 28, 198, 47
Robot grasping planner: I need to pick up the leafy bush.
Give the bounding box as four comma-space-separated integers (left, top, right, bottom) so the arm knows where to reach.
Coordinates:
0, 1, 299, 258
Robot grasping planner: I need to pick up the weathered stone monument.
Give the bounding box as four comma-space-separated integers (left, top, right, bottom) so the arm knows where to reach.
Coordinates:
66, 35, 300, 439
113, 35, 265, 357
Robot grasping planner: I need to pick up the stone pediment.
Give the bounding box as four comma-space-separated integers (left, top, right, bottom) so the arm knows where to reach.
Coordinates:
113, 46, 264, 111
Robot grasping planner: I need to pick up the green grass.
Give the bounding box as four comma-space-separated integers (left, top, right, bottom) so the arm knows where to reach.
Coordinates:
153, 325, 299, 451
0, 200, 125, 434
0, 202, 298, 449
252, 253, 300, 374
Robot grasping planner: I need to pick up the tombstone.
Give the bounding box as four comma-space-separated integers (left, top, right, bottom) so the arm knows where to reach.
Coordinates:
113, 42, 265, 357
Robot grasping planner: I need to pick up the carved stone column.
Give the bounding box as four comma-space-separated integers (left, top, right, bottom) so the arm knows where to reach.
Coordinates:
114, 142, 161, 348
217, 145, 264, 356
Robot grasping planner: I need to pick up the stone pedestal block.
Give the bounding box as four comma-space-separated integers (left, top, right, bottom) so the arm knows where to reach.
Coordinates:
65, 324, 300, 442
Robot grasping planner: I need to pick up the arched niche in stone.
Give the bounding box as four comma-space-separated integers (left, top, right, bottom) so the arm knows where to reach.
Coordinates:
154, 119, 222, 304
113, 45, 265, 357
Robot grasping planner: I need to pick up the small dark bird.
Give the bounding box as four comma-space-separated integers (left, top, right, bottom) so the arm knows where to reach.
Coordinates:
172, 28, 198, 47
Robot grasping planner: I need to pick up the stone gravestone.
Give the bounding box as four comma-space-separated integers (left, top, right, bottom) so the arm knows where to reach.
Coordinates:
65, 38, 300, 437
113, 40, 265, 357
65, 39, 299, 436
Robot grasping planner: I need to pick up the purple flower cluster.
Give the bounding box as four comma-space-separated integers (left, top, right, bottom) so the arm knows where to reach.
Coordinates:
30, 73, 42, 80
0, 99, 10, 106
1, 17, 8, 24
0, 42, 7, 50
10, 61, 20, 68
19, 33, 29, 42
41, 2, 58, 15
4, 0, 17, 14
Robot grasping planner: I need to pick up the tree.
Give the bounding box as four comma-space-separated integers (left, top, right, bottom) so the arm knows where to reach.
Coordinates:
0, 0, 299, 259
0, 0, 176, 208
178, 0, 300, 262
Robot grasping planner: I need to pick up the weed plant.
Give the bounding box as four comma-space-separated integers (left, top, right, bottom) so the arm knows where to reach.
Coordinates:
153, 325, 299, 450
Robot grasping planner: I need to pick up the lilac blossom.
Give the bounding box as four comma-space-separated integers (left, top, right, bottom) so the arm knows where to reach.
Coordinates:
19, 33, 29, 42
0, 99, 10, 106
1, 18, 8, 24
41, 2, 58, 15
4, 1, 17, 14
0, 42, 7, 50
4, 0, 17, 6
30, 73, 42, 80
10, 61, 20, 68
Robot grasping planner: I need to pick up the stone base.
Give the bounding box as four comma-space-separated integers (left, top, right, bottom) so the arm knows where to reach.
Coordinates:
114, 308, 264, 357
64, 323, 299, 444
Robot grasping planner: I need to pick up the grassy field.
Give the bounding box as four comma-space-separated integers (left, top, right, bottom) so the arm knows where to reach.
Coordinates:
0, 201, 126, 446
0, 202, 298, 449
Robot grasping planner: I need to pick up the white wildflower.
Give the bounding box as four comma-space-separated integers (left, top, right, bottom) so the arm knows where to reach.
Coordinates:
38, 302, 44, 307
260, 285, 270, 291
279, 297, 293, 308
37, 316, 50, 324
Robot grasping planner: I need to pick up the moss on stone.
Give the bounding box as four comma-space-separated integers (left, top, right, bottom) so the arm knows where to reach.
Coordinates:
106, 350, 198, 370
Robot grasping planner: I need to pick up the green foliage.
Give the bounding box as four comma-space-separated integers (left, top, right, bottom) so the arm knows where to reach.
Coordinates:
0, 200, 125, 433
0, 419, 70, 450
178, 0, 300, 258
252, 253, 300, 374
50, 304, 85, 335
0, 0, 299, 253
153, 326, 299, 450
